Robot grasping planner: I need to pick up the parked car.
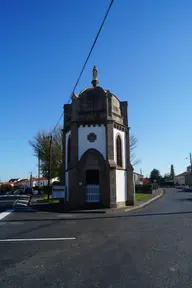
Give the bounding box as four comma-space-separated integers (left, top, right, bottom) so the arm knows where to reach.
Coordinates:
24, 187, 33, 195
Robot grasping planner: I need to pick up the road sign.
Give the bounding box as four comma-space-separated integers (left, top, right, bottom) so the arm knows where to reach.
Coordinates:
52, 186, 65, 199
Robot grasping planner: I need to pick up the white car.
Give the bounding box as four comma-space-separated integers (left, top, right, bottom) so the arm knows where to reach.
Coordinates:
32, 190, 39, 195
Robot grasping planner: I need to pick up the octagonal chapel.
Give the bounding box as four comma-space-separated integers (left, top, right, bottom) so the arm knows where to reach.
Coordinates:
61, 66, 134, 209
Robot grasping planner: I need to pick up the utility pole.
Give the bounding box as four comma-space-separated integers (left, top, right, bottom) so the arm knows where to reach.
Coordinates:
29, 172, 32, 188
47, 135, 53, 200
38, 151, 41, 192
186, 153, 192, 173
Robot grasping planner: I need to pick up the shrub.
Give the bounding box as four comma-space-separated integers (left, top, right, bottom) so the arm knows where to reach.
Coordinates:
0, 184, 13, 193
135, 184, 153, 194
33, 186, 44, 191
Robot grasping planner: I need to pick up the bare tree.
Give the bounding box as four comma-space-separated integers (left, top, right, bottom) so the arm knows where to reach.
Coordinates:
29, 126, 62, 179
130, 135, 140, 166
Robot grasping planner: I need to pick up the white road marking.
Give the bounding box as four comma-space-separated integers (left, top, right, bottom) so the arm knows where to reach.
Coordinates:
0, 237, 76, 242
0, 211, 13, 221
13, 199, 18, 206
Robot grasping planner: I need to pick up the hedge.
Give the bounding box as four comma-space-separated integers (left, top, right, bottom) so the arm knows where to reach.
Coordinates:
135, 184, 152, 194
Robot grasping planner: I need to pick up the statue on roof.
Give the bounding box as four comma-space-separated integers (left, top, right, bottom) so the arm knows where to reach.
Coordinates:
92, 65, 99, 87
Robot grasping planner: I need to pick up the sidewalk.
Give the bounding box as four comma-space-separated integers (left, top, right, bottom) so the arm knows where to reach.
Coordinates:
29, 189, 164, 215
103, 189, 164, 214
124, 188, 164, 212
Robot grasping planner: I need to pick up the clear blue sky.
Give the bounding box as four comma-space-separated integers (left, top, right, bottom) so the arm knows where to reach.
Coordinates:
0, 0, 192, 181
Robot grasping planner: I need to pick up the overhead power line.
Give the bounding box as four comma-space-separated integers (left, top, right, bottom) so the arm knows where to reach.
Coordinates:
50, 0, 114, 135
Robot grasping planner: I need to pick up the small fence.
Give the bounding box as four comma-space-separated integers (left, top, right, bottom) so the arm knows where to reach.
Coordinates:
86, 185, 100, 203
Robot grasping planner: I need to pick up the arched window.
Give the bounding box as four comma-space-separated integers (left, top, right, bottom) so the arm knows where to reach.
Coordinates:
116, 135, 123, 167
67, 135, 71, 165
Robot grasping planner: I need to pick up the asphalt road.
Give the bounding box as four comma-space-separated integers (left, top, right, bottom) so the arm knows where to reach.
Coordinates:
0, 195, 30, 213
0, 188, 192, 288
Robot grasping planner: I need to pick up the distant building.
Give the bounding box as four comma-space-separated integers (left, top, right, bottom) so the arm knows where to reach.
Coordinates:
16, 177, 59, 188
143, 177, 150, 185
8, 178, 21, 183
174, 172, 189, 185
1, 182, 14, 187
187, 166, 192, 172
133, 172, 143, 185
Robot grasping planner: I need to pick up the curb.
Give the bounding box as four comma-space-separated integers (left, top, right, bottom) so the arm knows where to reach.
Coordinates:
29, 190, 164, 217
124, 189, 164, 212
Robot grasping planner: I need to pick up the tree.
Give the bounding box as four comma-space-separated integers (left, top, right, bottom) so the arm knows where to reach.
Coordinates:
150, 169, 161, 183
29, 128, 139, 178
170, 164, 175, 180
130, 135, 140, 166
29, 126, 62, 179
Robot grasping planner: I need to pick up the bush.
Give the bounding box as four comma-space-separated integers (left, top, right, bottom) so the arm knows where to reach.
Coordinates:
33, 186, 44, 191
0, 184, 13, 194
135, 184, 153, 194
43, 186, 52, 195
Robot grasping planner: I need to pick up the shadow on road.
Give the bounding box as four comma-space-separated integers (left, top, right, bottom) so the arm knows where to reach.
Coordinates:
29, 203, 107, 214
1, 210, 192, 222
177, 189, 192, 193
175, 198, 192, 202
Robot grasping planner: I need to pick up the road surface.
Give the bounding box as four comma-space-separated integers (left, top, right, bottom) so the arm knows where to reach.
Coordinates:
0, 195, 30, 214
0, 188, 192, 288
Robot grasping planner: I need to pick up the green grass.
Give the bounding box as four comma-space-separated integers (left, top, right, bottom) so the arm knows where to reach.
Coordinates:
41, 194, 52, 200
49, 199, 60, 204
135, 193, 152, 201
41, 194, 59, 204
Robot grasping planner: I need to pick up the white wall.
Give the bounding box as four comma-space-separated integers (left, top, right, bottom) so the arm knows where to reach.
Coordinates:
174, 176, 185, 185
18, 178, 58, 188
113, 128, 126, 169
133, 173, 143, 185
116, 170, 127, 202
78, 125, 106, 160
65, 130, 71, 169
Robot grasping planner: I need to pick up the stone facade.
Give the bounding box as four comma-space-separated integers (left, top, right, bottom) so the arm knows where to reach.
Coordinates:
61, 67, 134, 209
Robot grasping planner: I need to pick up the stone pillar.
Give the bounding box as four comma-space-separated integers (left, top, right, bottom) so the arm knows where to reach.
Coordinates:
106, 121, 117, 208
68, 123, 79, 208
60, 129, 66, 186
109, 169, 116, 208
126, 127, 134, 205
71, 123, 78, 166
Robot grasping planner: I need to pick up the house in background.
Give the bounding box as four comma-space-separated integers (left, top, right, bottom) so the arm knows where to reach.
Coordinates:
133, 172, 144, 185
0, 182, 14, 187
143, 177, 150, 185
8, 178, 21, 184
187, 165, 192, 172
174, 172, 189, 186
16, 177, 59, 188
1, 177, 59, 188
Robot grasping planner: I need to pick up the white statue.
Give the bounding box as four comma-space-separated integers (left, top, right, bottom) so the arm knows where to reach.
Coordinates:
92, 65, 98, 81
